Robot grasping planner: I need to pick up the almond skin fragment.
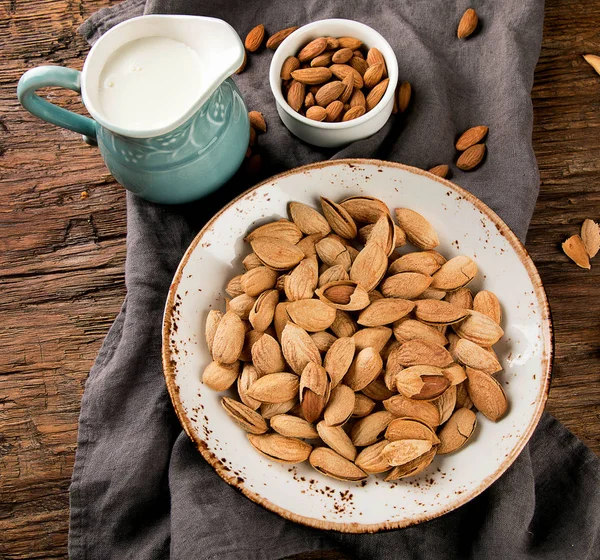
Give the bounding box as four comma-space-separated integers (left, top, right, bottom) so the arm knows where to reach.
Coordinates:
581, 219, 600, 258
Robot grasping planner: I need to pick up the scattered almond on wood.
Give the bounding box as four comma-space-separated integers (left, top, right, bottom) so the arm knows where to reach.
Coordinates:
562, 219, 599, 269
280, 35, 392, 122
457, 8, 479, 39
583, 54, 600, 75
203, 195, 510, 482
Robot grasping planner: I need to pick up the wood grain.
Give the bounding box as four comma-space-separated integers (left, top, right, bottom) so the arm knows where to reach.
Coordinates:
0, 0, 598, 558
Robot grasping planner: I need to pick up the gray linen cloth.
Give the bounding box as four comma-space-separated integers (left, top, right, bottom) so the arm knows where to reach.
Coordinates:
70, 1, 600, 558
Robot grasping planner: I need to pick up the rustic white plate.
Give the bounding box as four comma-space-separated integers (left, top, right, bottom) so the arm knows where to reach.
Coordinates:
162, 159, 552, 532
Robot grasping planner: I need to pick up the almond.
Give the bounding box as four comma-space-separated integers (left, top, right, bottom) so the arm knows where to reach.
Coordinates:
309, 447, 367, 481
248, 289, 279, 332
326, 36, 340, 49
341, 195, 389, 223
246, 219, 303, 245
393, 318, 448, 346
281, 323, 322, 375
212, 311, 246, 364
320, 197, 358, 239
342, 106, 366, 121
388, 252, 442, 276
581, 219, 600, 258
205, 309, 223, 355
445, 287, 474, 310
332, 47, 353, 64
316, 237, 351, 270
284, 258, 318, 301
363, 62, 384, 88
584, 54, 600, 76
563, 234, 591, 269
286, 299, 337, 332
311, 331, 337, 353
382, 439, 433, 467
248, 433, 312, 464
289, 201, 331, 236
311, 51, 334, 67
398, 81, 411, 112
330, 309, 358, 338
323, 384, 355, 426
437, 407, 477, 454
344, 347, 383, 391
338, 37, 363, 50
456, 125, 488, 151
266, 26, 299, 49
357, 298, 414, 327
443, 363, 467, 386
457, 8, 478, 39
428, 164, 449, 178
228, 293, 256, 320
472, 290, 502, 324
226, 274, 244, 297
353, 326, 392, 352
202, 360, 241, 391
394, 339, 453, 368
381, 272, 433, 299
366, 78, 389, 111
248, 111, 266, 133
317, 421, 357, 461
355, 440, 392, 474
350, 242, 388, 291
304, 91, 316, 108
384, 447, 436, 480
221, 397, 268, 434
383, 394, 441, 427
349, 56, 369, 76
414, 299, 468, 325
273, 302, 290, 341
457, 143, 486, 171
434, 383, 457, 424
431, 255, 478, 290
291, 67, 333, 85
245, 24, 265, 52
248, 372, 299, 403
465, 367, 508, 422
316, 280, 370, 311
286, 80, 305, 112
367, 47, 387, 77
236, 51, 247, 74
351, 410, 395, 446
270, 414, 318, 438
240, 266, 278, 297
325, 100, 344, 122
314, 81, 345, 106
306, 105, 327, 121
454, 338, 502, 374
243, 252, 263, 270
299, 361, 330, 422
298, 37, 328, 62
238, 363, 262, 410
318, 264, 349, 288
330, 63, 364, 88
352, 393, 376, 418
385, 418, 440, 444
452, 310, 504, 346
349, 88, 366, 108
251, 333, 286, 375
395, 365, 450, 400
395, 208, 439, 249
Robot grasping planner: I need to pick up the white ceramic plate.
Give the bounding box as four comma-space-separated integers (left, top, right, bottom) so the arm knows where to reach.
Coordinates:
162, 159, 552, 532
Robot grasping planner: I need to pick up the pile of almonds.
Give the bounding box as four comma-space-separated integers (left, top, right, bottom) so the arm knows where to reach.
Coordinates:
203, 195, 509, 482
281, 37, 390, 122
562, 219, 600, 269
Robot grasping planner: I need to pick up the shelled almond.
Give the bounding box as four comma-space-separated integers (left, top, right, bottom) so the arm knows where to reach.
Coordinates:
202, 195, 510, 482
281, 36, 391, 122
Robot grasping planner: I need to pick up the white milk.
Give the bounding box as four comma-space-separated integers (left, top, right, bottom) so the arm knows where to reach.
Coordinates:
98, 36, 203, 131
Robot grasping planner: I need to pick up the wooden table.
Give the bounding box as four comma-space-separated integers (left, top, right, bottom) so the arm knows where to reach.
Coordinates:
1, 1, 599, 557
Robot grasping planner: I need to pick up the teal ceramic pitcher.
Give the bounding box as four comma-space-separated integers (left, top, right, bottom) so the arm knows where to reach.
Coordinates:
17, 15, 249, 204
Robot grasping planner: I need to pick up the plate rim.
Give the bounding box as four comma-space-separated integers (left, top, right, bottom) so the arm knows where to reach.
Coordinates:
162, 158, 553, 533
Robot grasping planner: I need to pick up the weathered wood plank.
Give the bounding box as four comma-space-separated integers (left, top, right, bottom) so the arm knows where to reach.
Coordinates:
0, 0, 598, 558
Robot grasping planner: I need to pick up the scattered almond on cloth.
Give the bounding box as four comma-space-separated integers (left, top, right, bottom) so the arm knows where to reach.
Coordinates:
202, 195, 509, 482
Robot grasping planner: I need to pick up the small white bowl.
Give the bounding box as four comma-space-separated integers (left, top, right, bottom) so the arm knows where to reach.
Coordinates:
269, 19, 399, 148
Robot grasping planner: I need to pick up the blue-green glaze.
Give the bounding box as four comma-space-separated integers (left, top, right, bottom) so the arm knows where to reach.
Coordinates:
18, 66, 249, 204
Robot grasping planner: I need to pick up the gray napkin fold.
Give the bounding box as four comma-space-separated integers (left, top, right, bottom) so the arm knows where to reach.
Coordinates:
71, 1, 600, 558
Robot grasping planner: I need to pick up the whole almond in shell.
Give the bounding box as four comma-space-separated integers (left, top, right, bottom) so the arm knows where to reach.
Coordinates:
300, 361, 330, 422
311, 331, 337, 353
330, 63, 364, 88
341, 195, 389, 223
352, 393, 376, 417
385, 417, 440, 444
366, 78, 389, 111
228, 293, 256, 320
466, 367, 508, 421
428, 164, 449, 178
383, 394, 441, 427
457, 8, 478, 39
350, 242, 388, 291
398, 81, 411, 112
433, 383, 457, 424
452, 310, 504, 346
394, 339, 453, 368
357, 298, 415, 327
245, 24, 265, 52
343, 106, 366, 121
238, 364, 263, 410
241, 266, 278, 297
381, 272, 433, 299
298, 37, 328, 62
281, 322, 322, 375
472, 290, 502, 324
367, 47, 387, 77
202, 360, 241, 391
344, 347, 383, 391
365, 214, 397, 256
414, 299, 469, 325
562, 235, 591, 269
325, 100, 344, 122
212, 311, 245, 364
443, 363, 467, 386
361, 377, 394, 401
395, 208, 439, 249
221, 397, 268, 434
284, 257, 318, 301
457, 144, 486, 171
251, 333, 286, 375
306, 105, 327, 121
395, 365, 450, 400
291, 67, 333, 85
266, 26, 299, 49
431, 255, 478, 290
320, 197, 358, 239
353, 325, 392, 352
318, 264, 349, 288
315, 237, 351, 270
324, 336, 356, 387
330, 309, 357, 338
355, 440, 392, 474
456, 125, 488, 151
388, 252, 442, 276
286, 299, 337, 332
248, 111, 267, 133
419, 287, 446, 301
287, 80, 305, 112
316, 280, 370, 311
309, 447, 367, 481
289, 201, 331, 236
456, 380, 473, 409
445, 287, 474, 310
247, 372, 300, 403
437, 407, 477, 454
246, 219, 303, 245
248, 433, 312, 464
323, 384, 355, 426
249, 289, 279, 332
581, 219, 600, 258
317, 421, 357, 461
270, 414, 319, 439
243, 252, 263, 270
351, 410, 395, 447
384, 447, 436, 480
205, 309, 223, 355
363, 62, 384, 88
393, 318, 448, 346
226, 274, 244, 297
260, 399, 296, 419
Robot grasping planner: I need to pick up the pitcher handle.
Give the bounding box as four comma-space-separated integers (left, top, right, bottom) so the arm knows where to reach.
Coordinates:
17, 66, 98, 144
